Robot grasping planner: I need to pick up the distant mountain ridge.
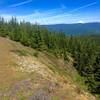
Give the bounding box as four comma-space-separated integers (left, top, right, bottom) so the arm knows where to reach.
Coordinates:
42, 22, 100, 35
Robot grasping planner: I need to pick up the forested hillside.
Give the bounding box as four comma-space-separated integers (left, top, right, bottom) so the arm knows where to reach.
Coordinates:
43, 23, 100, 35
0, 17, 100, 97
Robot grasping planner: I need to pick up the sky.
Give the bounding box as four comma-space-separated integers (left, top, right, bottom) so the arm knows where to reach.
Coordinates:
0, 0, 100, 24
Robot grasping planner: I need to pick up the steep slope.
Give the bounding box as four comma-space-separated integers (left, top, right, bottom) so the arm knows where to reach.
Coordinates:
0, 37, 96, 100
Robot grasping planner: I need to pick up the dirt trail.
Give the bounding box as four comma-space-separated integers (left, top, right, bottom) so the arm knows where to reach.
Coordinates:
0, 37, 27, 90
0, 37, 15, 84
0, 37, 13, 66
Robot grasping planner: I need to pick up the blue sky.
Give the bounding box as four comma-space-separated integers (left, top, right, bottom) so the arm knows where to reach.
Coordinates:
0, 0, 100, 24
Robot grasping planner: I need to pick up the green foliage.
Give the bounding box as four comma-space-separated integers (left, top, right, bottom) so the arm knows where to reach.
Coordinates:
12, 50, 29, 56
0, 16, 100, 95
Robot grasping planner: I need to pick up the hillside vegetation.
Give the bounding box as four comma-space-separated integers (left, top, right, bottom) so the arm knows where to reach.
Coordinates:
43, 23, 100, 35
0, 17, 100, 99
0, 37, 96, 100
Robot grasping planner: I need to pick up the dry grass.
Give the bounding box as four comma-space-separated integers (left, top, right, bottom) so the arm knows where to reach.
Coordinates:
0, 37, 29, 91
0, 37, 96, 100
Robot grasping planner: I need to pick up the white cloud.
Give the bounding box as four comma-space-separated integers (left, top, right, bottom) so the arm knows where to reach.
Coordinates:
1, 1, 98, 24
0, 9, 71, 24
69, 1, 97, 13
9, 0, 33, 7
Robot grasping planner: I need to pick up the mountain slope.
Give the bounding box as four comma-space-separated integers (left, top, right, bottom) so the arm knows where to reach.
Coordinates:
0, 37, 96, 100
42, 23, 100, 35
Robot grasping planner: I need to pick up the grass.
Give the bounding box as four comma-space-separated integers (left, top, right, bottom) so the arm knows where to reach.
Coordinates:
43, 51, 89, 94
16, 90, 26, 100
0, 37, 95, 100
11, 49, 29, 56
95, 95, 100, 100
0, 71, 28, 91
31, 51, 39, 57
73, 73, 88, 93
52, 96, 60, 100
11, 48, 39, 57
1, 96, 10, 100
42, 52, 73, 80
